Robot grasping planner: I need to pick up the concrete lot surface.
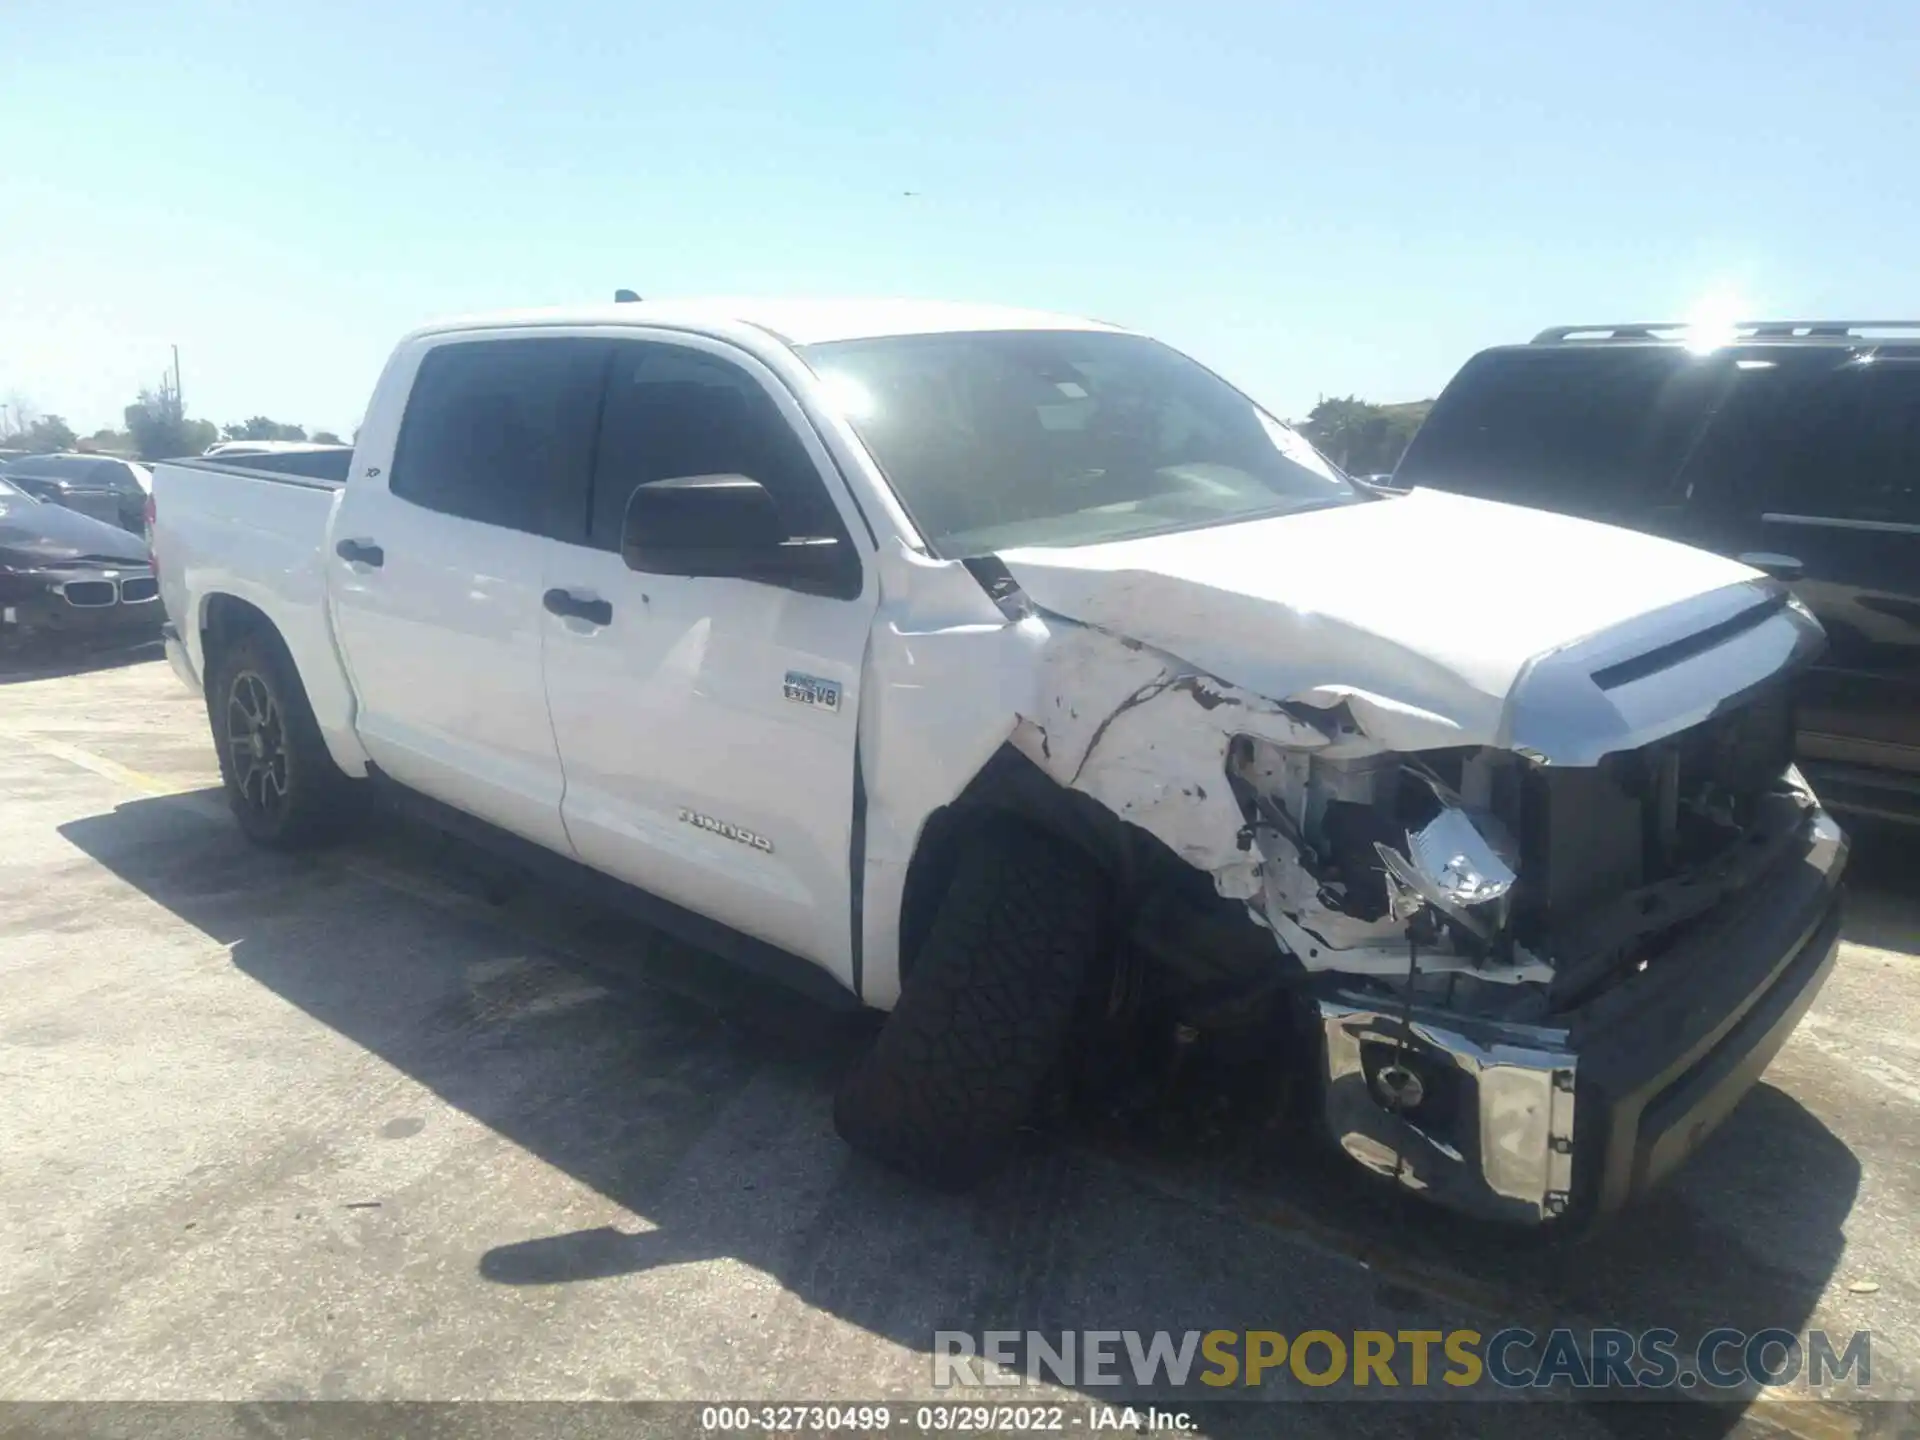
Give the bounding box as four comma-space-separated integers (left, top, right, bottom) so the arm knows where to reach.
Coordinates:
1, 649, 1916, 1437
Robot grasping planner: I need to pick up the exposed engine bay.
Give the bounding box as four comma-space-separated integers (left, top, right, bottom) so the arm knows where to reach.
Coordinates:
1009, 609, 1808, 1016
1232, 679, 1807, 1014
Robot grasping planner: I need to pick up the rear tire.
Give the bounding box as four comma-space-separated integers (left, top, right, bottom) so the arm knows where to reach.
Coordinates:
205, 629, 353, 849
834, 819, 1104, 1189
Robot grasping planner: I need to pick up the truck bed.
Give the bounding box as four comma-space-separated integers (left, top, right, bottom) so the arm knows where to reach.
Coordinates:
151, 449, 364, 774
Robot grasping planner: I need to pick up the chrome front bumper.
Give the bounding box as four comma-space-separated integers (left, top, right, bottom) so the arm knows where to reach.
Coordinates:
1313, 806, 1848, 1226
1319, 1002, 1579, 1223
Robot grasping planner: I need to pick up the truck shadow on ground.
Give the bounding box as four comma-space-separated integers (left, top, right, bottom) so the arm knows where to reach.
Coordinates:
1835, 819, 1920, 956
57, 791, 1870, 1437
0, 636, 162, 685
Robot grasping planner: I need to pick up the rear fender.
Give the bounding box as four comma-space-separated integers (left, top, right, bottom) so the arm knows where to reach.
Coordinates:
196, 585, 370, 776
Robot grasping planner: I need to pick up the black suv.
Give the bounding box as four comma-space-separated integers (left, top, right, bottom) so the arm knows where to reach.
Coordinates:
1393, 320, 1920, 826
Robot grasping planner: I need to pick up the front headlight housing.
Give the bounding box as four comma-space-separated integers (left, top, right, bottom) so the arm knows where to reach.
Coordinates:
1376, 801, 1518, 939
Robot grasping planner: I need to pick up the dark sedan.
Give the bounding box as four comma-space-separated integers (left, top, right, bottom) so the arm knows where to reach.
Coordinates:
0, 453, 151, 534
0, 477, 162, 650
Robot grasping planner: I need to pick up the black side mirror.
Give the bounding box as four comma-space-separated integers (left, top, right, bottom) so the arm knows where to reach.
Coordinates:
621, 474, 860, 599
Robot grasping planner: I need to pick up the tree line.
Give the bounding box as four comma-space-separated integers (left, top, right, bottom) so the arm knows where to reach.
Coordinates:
1, 393, 341, 461
7, 387, 1432, 474
1293, 396, 1433, 477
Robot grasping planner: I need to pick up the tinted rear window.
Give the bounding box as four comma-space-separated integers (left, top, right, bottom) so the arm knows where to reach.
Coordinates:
1682, 356, 1920, 526
389, 339, 606, 535
5, 455, 136, 487
217, 448, 355, 484
87, 459, 139, 488
1395, 348, 1727, 520
3, 455, 91, 480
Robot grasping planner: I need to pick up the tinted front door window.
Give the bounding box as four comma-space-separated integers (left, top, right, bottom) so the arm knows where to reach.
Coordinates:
587, 345, 847, 551
390, 338, 605, 537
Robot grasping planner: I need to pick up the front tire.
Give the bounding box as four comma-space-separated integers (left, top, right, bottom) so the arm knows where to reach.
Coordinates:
834, 819, 1104, 1189
205, 630, 352, 849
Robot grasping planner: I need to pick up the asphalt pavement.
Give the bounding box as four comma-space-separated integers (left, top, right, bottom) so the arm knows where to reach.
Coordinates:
1, 648, 1915, 1438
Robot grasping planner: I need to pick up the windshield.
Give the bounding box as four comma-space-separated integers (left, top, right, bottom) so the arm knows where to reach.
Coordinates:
803, 330, 1355, 556
1393, 347, 1729, 520
0, 477, 27, 501
2, 455, 77, 478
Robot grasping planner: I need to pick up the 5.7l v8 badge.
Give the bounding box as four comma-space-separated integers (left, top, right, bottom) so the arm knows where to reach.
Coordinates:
783, 671, 842, 713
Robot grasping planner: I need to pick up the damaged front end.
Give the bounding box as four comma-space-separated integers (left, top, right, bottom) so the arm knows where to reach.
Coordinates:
1007, 581, 1844, 1225
1289, 730, 1842, 1224
1225, 735, 1579, 1220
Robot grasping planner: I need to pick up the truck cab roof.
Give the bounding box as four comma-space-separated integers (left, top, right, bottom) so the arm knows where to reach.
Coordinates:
406, 297, 1127, 349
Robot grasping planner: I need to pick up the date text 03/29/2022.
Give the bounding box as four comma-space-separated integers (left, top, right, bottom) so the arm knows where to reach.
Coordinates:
701, 1405, 1193, 1433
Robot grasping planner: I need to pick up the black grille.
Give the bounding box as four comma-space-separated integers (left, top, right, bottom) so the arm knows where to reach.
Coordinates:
61, 580, 115, 608
1513, 684, 1797, 945
118, 576, 158, 603
1688, 684, 1796, 796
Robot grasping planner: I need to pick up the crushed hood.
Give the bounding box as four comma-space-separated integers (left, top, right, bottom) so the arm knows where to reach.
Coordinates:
999, 487, 1783, 757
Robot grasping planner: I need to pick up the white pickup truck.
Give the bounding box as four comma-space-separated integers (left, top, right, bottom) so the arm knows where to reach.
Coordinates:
153, 298, 1848, 1225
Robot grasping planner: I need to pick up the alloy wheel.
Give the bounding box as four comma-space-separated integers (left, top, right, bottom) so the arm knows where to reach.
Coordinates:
225, 671, 289, 817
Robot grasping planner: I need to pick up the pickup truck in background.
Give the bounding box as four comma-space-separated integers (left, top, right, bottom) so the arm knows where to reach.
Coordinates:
152, 298, 1848, 1226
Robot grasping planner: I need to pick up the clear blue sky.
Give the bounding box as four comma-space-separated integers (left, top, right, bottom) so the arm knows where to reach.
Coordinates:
4, 0, 1915, 438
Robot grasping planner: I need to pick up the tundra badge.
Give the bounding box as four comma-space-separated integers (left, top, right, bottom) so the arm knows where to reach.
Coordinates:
678, 809, 773, 853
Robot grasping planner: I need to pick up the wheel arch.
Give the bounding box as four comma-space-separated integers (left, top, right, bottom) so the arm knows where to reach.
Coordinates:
895, 744, 1174, 987
199, 592, 280, 672
195, 587, 371, 776
893, 743, 1297, 1028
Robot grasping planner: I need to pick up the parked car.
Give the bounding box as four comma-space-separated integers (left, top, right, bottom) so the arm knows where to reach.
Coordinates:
1393, 318, 1920, 827
0, 475, 162, 650
203, 439, 342, 458
0, 452, 151, 534
152, 298, 1845, 1227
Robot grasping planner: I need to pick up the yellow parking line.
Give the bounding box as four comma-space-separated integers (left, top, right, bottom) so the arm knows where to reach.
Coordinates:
0, 731, 229, 819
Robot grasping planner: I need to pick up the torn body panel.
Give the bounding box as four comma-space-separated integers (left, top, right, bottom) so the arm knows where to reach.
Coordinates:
863, 523, 1824, 1006
1004, 618, 1547, 986
1008, 622, 1331, 889
855, 541, 1447, 1009
854, 542, 1443, 1008
855, 539, 1046, 1009
855, 525, 1841, 1225
987, 595, 1836, 1225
